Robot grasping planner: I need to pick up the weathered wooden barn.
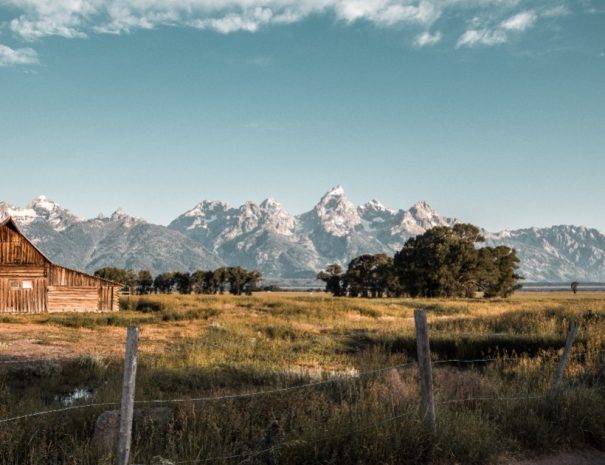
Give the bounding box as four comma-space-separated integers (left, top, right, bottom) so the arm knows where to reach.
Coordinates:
0, 217, 121, 313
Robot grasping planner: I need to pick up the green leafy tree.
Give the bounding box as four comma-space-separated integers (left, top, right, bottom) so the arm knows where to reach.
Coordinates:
153, 272, 175, 294
317, 264, 345, 296
213, 267, 230, 294
476, 246, 523, 297
244, 270, 262, 295
227, 267, 248, 295
203, 271, 218, 294
394, 226, 478, 297
94, 267, 137, 293
136, 270, 154, 295
173, 272, 192, 294
344, 254, 395, 298
191, 270, 206, 294
394, 224, 522, 298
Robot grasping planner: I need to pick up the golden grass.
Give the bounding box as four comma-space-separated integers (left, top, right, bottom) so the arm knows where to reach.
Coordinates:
0, 292, 603, 464
1, 292, 604, 370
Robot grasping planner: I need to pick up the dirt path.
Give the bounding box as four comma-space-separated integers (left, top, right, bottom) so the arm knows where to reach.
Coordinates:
0, 322, 202, 361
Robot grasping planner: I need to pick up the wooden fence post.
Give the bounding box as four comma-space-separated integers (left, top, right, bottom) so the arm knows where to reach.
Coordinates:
116, 326, 139, 465
414, 309, 436, 433
550, 320, 579, 394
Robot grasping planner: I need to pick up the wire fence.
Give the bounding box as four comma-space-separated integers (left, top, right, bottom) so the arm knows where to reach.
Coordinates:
1, 348, 603, 425
0, 316, 604, 464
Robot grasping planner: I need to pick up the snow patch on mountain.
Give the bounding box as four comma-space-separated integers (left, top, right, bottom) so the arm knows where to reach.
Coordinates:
302, 185, 362, 237
0, 196, 82, 231
3, 190, 605, 281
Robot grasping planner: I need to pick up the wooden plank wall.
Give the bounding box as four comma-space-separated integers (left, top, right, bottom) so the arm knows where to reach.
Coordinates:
99, 286, 117, 311
1, 225, 121, 313
48, 265, 120, 312
0, 265, 46, 278
0, 226, 46, 265
48, 265, 108, 287
0, 278, 47, 313
47, 286, 101, 313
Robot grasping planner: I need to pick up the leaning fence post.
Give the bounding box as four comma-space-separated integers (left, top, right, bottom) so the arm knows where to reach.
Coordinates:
414, 309, 436, 433
550, 320, 579, 394
116, 326, 139, 465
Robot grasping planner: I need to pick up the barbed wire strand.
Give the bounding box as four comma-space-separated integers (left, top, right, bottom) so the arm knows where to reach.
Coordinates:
0, 348, 602, 425
132, 348, 604, 407
0, 358, 61, 365
0, 361, 414, 424
132, 361, 416, 407
0, 402, 120, 424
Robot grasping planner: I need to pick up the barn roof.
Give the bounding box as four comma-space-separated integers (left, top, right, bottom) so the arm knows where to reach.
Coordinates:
0, 216, 123, 288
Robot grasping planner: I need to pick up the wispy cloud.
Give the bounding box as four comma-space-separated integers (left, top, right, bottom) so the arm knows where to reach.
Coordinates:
542, 5, 570, 18
0, 0, 584, 61
457, 8, 545, 48
501, 10, 537, 31
414, 30, 442, 47
3, 0, 446, 40
0, 43, 38, 66
457, 29, 507, 48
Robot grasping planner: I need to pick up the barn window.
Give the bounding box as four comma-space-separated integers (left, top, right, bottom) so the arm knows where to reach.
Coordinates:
9, 280, 19, 289
22, 281, 33, 289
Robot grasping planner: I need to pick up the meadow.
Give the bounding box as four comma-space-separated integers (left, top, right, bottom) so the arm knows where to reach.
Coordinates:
0, 292, 604, 464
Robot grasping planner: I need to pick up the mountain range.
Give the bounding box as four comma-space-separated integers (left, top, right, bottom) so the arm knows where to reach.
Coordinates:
2, 187, 605, 283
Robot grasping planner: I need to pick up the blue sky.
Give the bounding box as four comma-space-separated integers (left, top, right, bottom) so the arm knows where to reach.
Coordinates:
0, 0, 604, 231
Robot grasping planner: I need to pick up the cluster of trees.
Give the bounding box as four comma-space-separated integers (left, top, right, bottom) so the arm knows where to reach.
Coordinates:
318, 224, 523, 299
94, 267, 262, 295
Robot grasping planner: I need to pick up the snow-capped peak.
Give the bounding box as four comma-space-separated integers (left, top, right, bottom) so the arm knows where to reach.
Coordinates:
360, 199, 396, 215
327, 185, 345, 195
109, 208, 128, 220
260, 197, 282, 210
311, 186, 361, 236
184, 200, 230, 218
318, 186, 351, 206
108, 208, 144, 228
259, 198, 295, 235
0, 195, 81, 231
409, 201, 437, 219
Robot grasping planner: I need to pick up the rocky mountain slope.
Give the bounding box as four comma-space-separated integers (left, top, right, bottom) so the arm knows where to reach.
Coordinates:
0, 197, 223, 274
168, 186, 458, 278
485, 226, 605, 282
2, 189, 605, 281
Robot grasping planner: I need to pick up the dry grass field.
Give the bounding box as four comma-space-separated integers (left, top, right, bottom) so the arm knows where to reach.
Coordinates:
0, 292, 604, 464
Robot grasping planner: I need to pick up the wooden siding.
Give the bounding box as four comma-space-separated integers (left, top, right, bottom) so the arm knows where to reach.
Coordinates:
0, 222, 120, 313
0, 226, 46, 265
47, 265, 119, 312
0, 278, 47, 313
47, 286, 101, 313
0, 265, 46, 278
49, 265, 108, 287
99, 286, 117, 312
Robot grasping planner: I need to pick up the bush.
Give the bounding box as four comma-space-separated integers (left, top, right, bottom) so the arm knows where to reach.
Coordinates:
136, 298, 166, 313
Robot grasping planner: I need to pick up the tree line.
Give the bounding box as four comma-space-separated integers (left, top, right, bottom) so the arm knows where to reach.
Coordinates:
317, 224, 523, 298
94, 267, 262, 295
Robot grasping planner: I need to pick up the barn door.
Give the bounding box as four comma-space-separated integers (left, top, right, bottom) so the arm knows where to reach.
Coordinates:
1, 278, 45, 313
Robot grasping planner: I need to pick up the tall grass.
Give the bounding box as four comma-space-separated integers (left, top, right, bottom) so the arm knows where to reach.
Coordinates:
0, 292, 604, 464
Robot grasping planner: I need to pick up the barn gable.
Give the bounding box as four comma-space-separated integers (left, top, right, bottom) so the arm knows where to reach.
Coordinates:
0, 217, 121, 313
0, 217, 49, 266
